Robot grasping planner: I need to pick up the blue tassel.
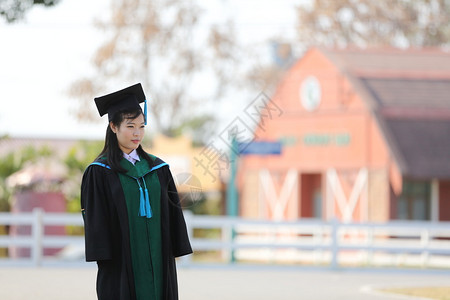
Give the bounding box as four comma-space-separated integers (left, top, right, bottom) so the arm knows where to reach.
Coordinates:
144, 188, 152, 218
136, 177, 152, 219
144, 99, 148, 125
142, 178, 152, 218
138, 187, 146, 217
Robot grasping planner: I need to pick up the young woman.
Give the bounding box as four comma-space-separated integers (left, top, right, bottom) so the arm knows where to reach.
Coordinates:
81, 83, 192, 300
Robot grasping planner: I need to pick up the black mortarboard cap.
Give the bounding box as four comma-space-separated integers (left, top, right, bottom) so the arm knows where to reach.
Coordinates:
94, 83, 147, 124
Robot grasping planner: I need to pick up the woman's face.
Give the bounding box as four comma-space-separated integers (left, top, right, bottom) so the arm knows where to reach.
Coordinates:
110, 114, 145, 154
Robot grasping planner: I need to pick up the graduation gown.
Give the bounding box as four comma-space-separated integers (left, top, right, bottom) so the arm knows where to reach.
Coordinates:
81, 154, 192, 300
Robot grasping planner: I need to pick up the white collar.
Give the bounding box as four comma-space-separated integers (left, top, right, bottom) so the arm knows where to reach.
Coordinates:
123, 149, 140, 165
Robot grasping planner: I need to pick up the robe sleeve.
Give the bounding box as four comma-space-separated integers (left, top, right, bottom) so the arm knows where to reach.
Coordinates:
81, 165, 113, 262
165, 168, 193, 257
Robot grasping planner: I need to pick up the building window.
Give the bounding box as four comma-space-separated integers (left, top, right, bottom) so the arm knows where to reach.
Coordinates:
396, 180, 430, 220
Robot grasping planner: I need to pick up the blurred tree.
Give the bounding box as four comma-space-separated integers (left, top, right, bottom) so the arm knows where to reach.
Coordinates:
0, 143, 53, 211
244, 40, 296, 96
0, 0, 60, 23
249, 0, 450, 94
171, 115, 216, 147
296, 0, 450, 48
69, 0, 244, 145
63, 140, 103, 213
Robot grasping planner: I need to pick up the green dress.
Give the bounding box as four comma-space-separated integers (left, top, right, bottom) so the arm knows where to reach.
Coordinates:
117, 157, 163, 299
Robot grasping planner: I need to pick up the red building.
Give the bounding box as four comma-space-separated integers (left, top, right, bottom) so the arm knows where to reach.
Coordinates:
238, 47, 450, 222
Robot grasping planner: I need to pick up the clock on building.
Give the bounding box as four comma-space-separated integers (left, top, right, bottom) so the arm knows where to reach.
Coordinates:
300, 76, 321, 111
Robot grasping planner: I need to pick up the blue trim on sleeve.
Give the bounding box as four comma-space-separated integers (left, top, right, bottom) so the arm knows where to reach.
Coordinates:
150, 162, 168, 172
90, 162, 111, 169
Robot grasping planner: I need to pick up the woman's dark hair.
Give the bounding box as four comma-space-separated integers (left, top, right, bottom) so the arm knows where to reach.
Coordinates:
96, 108, 153, 173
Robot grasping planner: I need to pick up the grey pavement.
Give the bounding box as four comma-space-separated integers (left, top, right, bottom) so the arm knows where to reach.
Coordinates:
0, 266, 449, 299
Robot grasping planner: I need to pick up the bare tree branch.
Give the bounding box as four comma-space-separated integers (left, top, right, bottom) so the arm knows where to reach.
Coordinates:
296, 0, 450, 48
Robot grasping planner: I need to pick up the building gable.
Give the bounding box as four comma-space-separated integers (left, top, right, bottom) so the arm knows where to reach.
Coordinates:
250, 48, 390, 171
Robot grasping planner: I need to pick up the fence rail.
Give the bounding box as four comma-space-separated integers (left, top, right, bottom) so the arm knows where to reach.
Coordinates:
1, 209, 450, 269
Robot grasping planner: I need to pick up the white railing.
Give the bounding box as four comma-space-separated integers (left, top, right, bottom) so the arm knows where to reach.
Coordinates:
0, 208, 84, 266
1, 209, 450, 269
183, 212, 450, 269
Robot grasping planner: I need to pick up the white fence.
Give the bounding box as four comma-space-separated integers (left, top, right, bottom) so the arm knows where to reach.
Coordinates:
0, 208, 84, 266
1, 209, 450, 269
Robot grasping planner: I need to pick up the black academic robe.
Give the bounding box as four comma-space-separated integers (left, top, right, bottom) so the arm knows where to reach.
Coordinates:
81, 155, 192, 300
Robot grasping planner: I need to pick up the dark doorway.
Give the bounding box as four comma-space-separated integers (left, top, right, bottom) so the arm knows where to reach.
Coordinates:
300, 173, 322, 218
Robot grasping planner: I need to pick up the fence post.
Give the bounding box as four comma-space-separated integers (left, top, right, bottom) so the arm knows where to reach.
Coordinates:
420, 228, 430, 268
330, 218, 338, 270
221, 223, 232, 263
31, 208, 44, 267
313, 226, 323, 264
366, 226, 374, 266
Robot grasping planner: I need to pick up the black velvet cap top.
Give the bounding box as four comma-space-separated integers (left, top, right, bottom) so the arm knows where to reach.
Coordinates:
94, 83, 146, 122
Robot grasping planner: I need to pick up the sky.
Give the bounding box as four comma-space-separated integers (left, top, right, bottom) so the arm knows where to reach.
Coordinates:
0, 0, 301, 140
